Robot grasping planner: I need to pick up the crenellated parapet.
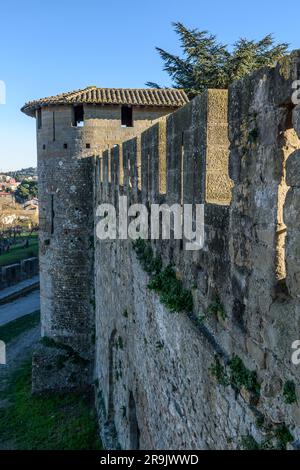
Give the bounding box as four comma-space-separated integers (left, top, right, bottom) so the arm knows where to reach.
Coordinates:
94, 52, 300, 449
96, 89, 233, 209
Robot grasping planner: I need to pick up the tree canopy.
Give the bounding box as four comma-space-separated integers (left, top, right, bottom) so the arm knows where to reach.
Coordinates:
15, 180, 38, 203
147, 22, 289, 97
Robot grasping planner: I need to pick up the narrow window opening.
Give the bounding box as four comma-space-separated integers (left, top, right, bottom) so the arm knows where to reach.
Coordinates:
97, 158, 101, 181
159, 120, 167, 195
108, 151, 111, 183
100, 158, 103, 183
50, 194, 55, 235
37, 108, 42, 130
121, 106, 133, 127
181, 132, 185, 206
108, 330, 117, 421
128, 153, 132, 188
73, 105, 84, 127
52, 112, 56, 141
63, 143, 68, 149
147, 152, 150, 200
42, 144, 46, 150
86, 143, 91, 149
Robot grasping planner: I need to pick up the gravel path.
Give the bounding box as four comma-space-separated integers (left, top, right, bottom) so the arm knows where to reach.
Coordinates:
0, 276, 39, 302
0, 325, 40, 395
0, 290, 40, 326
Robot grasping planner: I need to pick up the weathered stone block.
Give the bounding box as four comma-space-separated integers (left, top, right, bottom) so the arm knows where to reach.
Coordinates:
32, 342, 91, 394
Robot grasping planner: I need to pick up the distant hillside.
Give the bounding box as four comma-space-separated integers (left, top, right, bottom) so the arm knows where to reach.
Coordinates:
2, 167, 37, 181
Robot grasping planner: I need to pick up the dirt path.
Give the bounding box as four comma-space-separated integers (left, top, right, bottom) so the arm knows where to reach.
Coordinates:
0, 324, 40, 391
0, 324, 40, 449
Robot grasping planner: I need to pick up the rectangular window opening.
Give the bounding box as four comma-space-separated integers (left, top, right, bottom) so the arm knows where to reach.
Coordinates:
37, 108, 42, 130
121, 106, 133, 128
73, 105, 84, 127
128, 153, 132, 188
52, 112, 56, 141
50, 194, 55, 235
181, 132, 184, 206
147, 152, 150, 199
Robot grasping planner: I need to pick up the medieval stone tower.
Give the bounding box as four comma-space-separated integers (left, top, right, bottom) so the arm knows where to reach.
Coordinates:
21, 87, 188, 388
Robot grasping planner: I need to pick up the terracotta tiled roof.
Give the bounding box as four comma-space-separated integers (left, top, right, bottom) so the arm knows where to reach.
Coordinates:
21, 86, 189, 116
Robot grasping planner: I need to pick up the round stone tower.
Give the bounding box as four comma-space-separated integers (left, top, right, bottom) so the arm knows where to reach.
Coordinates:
21, 86, 188, 391
35, 104, 96, 355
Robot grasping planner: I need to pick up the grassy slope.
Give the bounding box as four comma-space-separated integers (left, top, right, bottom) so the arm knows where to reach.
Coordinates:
0, 236, 39, 267
0, 311, 40, 343
0, 359, 101, 450
0, 311, 102, 450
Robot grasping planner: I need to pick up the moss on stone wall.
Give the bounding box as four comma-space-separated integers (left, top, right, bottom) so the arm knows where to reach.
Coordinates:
133, 239, 193, 313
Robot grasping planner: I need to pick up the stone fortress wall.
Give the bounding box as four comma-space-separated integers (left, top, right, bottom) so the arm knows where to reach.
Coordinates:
94, 52, 300, 449
29, 51, 300, 449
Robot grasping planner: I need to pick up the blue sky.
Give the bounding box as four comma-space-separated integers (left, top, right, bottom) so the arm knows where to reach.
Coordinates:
0, 0, 299, 170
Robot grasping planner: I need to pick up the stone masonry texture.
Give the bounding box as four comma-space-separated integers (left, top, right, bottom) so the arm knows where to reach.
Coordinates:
23, 53, 300, 449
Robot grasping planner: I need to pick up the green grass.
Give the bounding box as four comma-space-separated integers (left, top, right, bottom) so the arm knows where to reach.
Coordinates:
148, 265, 193, 313
0, 311, 40, 344
241, 434, 260, 450
210, 356, 229, 387
0, 310, 101, 449
14, 234, 38, 242
283, 380, 297, 405
0, 359, 102, 450
228, 355, 260, 396
0, 236, 39, 267
208, 296, 227, 321
275, 424, 294, 450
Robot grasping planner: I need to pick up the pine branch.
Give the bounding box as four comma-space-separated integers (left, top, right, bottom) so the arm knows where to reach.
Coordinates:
145, 82, 162, 89
149, 23, 290, 96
